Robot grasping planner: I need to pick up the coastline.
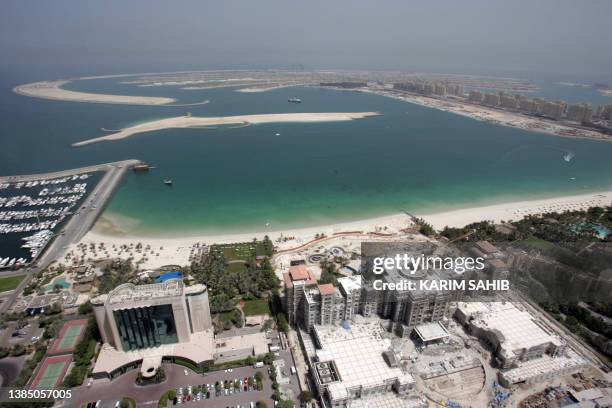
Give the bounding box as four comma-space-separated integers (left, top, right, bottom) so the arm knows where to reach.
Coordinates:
361, 88, 612, 142
71, 112, 381, 146
14, 80, 176, 106
73, 189, 612, 268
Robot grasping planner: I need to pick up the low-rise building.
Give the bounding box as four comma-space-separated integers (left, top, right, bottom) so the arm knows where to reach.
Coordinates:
309, 321, 415, 407
455, 302, 565, 369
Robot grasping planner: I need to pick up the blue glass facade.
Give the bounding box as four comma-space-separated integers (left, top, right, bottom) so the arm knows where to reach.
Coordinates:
113, 304, 178, 351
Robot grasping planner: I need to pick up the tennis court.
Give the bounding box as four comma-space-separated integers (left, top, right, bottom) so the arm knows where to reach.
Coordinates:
30, 355, 72, 389
49, 319, 87, 354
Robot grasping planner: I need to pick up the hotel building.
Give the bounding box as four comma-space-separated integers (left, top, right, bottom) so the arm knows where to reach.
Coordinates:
91, 279, 269, 379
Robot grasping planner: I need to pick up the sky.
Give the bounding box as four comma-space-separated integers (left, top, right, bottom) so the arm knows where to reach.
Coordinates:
2, 0, 612, 79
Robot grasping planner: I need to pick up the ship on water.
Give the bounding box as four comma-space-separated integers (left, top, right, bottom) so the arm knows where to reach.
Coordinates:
563, 151, 575, 162
163, 179, 173, 186
288, 97, 302, 103
132, 164, 150, 172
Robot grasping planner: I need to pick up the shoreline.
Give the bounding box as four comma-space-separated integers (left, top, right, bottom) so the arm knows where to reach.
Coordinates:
72, 189, 612, 269
361, 88, 612, 142
14, 80, 176, 106
71, 111, 381, 146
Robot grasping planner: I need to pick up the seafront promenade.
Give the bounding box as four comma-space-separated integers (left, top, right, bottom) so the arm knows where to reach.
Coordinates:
0, 159, 142, 313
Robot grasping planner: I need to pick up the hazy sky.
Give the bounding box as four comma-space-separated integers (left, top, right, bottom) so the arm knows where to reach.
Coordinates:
2, 0, 612, 78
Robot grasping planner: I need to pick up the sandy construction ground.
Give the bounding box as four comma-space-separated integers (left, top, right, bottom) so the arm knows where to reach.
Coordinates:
72, 112, 381, 146
14, 80, 176, 105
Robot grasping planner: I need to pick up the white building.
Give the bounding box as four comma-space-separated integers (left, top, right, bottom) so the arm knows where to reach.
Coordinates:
455, 302, 565, 369
309, 321, 415, 407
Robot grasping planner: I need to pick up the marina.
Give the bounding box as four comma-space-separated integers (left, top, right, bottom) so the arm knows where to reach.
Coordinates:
0, 160, 140, 272
0, 171, 101, 267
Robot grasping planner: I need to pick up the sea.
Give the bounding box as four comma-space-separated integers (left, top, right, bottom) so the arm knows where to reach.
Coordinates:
1, 67, 612, 237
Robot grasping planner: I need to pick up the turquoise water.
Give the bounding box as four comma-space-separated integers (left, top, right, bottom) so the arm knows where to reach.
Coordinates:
2, 72, 612, 236
46, 278, 70, 292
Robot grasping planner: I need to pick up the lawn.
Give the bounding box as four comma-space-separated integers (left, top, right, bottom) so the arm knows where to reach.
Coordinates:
215, 241, 267, 261
0, 275, 25, 293
227, 262, 247, 274
242, 298, 270, 316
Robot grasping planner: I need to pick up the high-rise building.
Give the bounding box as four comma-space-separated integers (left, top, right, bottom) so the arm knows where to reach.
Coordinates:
483, 93, 500, 106
540, 101, 565, 120
368, 268, 453, 337
500, 94, 520, 109
283, 266, 364, 332
452, 84, 464, 97
566, 103, 593, 123
520, 98, 540, 114
337, 275, 361, 321
433, 82, 446, 96
596, 104, 612, 120
91, 279, 270, 379
92, 279, 212, 351
283, 264, 452, 337
468, 90, 483, 103
423, 82, 435, 95
283, 264, 318, 326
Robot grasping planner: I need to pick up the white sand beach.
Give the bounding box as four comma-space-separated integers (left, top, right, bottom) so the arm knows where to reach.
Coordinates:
14, 80, 176, 105
65, 190, 612, 269
72, 112, 381, 146
235, 83, 302, 93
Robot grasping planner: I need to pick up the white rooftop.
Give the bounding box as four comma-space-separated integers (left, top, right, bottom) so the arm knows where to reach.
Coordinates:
500, 350, 585, 384
93, 329, 214, 375
337, 275, 361, 294
92, 280, 206, 306
314, 323, 414, 394
413, 321, 450, 342
457, 302, 563, 358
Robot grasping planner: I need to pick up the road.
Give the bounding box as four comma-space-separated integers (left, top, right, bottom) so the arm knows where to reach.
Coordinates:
0, 159, 141, 315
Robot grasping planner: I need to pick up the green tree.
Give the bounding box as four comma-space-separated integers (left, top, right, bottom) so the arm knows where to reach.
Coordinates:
78, 301, 93, 315
262, 235, 274, 257
419, 222, 435, 237
299, 390, 313, 403
10, 344, 25, 356
276, 313, 289, 333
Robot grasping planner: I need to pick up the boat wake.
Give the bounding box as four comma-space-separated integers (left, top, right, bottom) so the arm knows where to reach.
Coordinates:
164, 99, 210, 107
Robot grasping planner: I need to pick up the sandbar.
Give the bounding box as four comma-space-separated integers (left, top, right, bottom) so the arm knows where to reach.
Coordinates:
72, 112, 381, 146
14, 80, 176, 105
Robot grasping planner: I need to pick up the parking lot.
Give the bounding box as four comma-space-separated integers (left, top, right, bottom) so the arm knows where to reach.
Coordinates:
72, 363, 275, 408
0, 320, 44, 347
